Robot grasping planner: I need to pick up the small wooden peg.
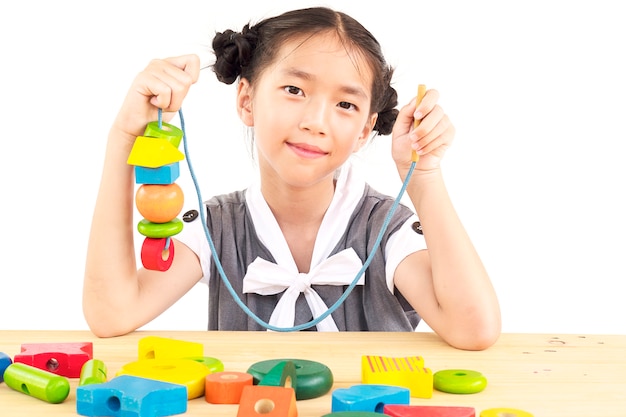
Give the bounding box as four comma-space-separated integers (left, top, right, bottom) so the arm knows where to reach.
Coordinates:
411, 84, 427, 162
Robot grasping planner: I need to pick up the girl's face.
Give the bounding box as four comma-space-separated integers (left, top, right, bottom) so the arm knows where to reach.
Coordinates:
237, 32, 377, 189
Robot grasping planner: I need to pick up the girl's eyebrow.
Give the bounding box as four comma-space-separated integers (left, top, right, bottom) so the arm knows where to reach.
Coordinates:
280, 67, 369, 100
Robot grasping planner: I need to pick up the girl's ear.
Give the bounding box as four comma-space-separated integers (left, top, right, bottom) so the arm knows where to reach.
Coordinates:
354, 113, 378, 152
236, 78, 254, 126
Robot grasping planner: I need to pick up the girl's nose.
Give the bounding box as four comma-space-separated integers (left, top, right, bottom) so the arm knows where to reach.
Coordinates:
298, 98, 328, 136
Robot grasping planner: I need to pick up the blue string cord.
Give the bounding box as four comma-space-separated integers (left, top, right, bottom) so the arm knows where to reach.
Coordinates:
174, 108, 416, 331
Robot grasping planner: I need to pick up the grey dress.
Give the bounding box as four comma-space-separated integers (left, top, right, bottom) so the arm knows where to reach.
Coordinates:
201, 184, 421, 332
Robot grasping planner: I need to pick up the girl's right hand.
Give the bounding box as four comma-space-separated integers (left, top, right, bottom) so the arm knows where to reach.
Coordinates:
112, 54, 201, 140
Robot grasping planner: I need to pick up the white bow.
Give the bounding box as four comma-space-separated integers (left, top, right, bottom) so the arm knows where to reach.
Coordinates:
242, 248, 364, 331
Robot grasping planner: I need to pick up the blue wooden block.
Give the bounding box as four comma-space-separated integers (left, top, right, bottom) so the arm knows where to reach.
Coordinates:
332, 384, 410, 413
76, 375, 187, 417
135, 163, 180, 185
0, 352, 12, 383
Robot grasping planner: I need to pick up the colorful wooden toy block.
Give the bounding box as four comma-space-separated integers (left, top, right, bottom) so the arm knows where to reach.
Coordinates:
331, 384, 410, 413
143, 121, 184, 148
138, 336, 204, 360
135, 163, 180, 185
384, 405, 476, 417
1, 351, 12, 383
137, 218, 184, 238
135, 183, 184, 224
79, 359, 108, 386
433, 369, 487, 394
259, 360, 297, 388
127, 136, 184, 168
236, 385, 297, 417
187, 356, 224, 373
361, 355, 432, 398
4, 362, 70, 403
76, 375, 187, 417
140, 237, 175, 271
480, 408, 534, 417
117, 358, 211, 399
13, 342, 93, 378
205, 371, 253, 404
248, 358, 333, 400
322, 413, 383, 417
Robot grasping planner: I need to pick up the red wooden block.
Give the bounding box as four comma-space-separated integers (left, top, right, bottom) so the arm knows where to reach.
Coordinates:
384, 405, 476, 417
14, 342, 93, 378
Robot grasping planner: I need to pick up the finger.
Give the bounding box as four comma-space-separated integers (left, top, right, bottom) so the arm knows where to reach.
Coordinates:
413, 88, 440, 122
414, 116, 455, 155
165, 54, 201, 83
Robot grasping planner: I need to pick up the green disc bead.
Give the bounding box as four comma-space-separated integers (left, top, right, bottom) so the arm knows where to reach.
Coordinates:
247, 358, 333, 400
433, 369, 487, 394
4, 363, 70, 404
144, 121, 184, 148
137, 218, 183, 238
186, 356, 224, 373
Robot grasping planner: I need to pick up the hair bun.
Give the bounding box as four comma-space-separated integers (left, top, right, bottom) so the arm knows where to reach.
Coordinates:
212, 25, 258, 84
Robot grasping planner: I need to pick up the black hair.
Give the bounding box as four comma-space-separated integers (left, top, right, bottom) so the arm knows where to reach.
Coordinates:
211, 7, 398, 136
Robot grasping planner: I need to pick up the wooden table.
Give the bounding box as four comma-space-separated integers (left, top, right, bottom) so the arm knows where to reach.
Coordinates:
1, 330, 625, 416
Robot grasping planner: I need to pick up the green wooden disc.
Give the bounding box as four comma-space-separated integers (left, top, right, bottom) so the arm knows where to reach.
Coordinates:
247, 358, 333, 400
137, 218, 183, 238
433, 369, 487, 394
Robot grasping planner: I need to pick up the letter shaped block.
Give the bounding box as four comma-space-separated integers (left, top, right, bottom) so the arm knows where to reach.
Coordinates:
14, 342, 93, 378
138, 336, 204, 360
237, 385, 297, 417
76, 375, 187, 417
1, 351, 12, 383
332, 384, 410, 413
384, 405, 476, 417
248, 358, 333, 400
117, 358, 211, 399
362, 355, 432, 399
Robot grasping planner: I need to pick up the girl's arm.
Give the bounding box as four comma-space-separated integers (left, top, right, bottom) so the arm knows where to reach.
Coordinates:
83, 55, 204, 337
390, 90, 501, 350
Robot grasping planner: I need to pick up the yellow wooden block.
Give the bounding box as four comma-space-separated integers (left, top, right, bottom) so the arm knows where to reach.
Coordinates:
116, 358, 211, 399
127, 136, 184, 168
138, 336, 204, 360
361, 355, 432, 399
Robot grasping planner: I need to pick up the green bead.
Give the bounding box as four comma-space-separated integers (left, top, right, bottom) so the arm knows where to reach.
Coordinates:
433, 369, 487, 394
186, 356, 224, 373
247, 358, 333, 400
4, 363, 70, 404
144, 121, 184, 148
79, 359, 107, 386
137, 218, 183, 238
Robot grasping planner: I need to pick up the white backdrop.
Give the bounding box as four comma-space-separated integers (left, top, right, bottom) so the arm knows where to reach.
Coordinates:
1, 0, 624, 335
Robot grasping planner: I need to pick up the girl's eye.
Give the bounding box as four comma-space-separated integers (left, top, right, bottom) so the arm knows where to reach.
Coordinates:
338, 101, 356, 111
284, 86, 303, 96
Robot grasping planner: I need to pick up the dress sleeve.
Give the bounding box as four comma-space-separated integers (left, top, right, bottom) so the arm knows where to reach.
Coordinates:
174, 211, 213, 284
383, 214, 427, 292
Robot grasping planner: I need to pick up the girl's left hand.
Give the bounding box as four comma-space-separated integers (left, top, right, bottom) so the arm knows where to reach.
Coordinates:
391, 88, 455, 177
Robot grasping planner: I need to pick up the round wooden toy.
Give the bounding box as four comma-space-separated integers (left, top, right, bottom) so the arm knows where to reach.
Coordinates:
205, 371, 253, 404
433, 369, 487, 394
140, 238, 175, 271
480, 408, 534, 417
247, 359, 333, 400
137, 218, 183, 238
135, 183, 184, 224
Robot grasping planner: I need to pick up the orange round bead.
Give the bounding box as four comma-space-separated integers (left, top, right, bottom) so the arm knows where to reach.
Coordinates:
135, 183, 184, 223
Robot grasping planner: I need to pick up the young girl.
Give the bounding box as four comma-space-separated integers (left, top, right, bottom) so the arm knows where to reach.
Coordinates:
83, 7, 501, 350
